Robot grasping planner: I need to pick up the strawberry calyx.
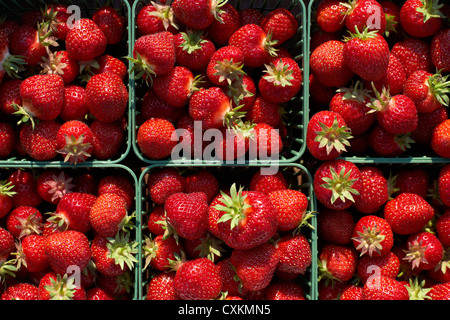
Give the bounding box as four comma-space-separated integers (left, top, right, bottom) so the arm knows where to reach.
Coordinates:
368, 82, 392, 113
384, 13, 398, 37
318, 257, 340, 286
227, 76, 255, 107
416, 0, 445, 23
213, 57, 246, 86
432, 247, 450, 275
212, 0, 229, 24
320, 166, 360, 204
179, 29, 207, 54
106, 232, 139, 272
0, 180, 16, 198
57, 134, 92, 164
0, 259, 17, 281
314, 117, 353, 155
215, 183, 251, 230
167, 250, 187, 272
387, 171, 400, 200
147, 1, 179, 31
45, 211, 69, 232
2, 53, 26, 79
352, 225, 387, 257
393, 133, 415, 151
343, 25, 379, 42
337, 80, 372, 104
12, 104, 39, 130
427, 70, 450, 107
263, 32, 279, 58
223, 104, 247, 129
127, 52, 157, 86
262, 60, 295, 87
403, 239, 429, 269
43, 172, 75, 203
406, 277, 432, 300
37, 20, 59, 48
39, 47, 68, 78
44, 273, 79, 300
14, 211, 43, 239
190, 232, 226, 262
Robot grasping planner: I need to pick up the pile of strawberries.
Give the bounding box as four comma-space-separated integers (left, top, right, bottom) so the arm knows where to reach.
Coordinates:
133, 0, 303, 161
142, 166, 313, 300
0, 4, 129, 164
0, 167, 137, 300
308, 0, 450, 159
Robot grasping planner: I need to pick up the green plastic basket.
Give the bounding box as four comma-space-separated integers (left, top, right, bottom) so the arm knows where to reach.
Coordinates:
307, 0, 450, 164
130, 0, 309, 166
0, 0, 134, 167
0, 162, 140, 300
137, 163, 318, 300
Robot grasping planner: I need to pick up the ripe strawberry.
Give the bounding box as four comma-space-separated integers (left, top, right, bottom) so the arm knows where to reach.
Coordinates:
436, 210, 450, 247
306, 110, 352, 161
65, 18, 107, 61
183, 232, 225, 262
173, 256, 222, 300
438, 164, 450, 207
318, 244, 358, 283
171, 0, 226, 30
249, 122, 283, 159
91, 233, 138, 276
173, 30, 216, 72
137, 118, 177, 160
356, 251, 400, 284
431, 119, 450, 158
14, 74, 64, 128
364, 53, 406, 96
343, 27, 390, 82
315, 0, 347, 33
317, 209, 355, 245
314, 159, 362, 210
340, 284, 364, 300
0, 227, 14, 262
275, 233, 312, 276
206, 45, 245, 87
146, 272, 178, 300
92, 6, 126, 45
368, 124, 414, 156
411, 106, 448, 146
136, 2, 178, 36
268, 189, 308, 232
260, 8, 298, 46
147, 168, 185, 205
36, 169, 74, 205
9, 23, 51, 67
249, 169, 288, 194
38, 271, 86, 300
1, 282, 38, 300
44, 230, 91, 275
230, 242, 279, 291
164, 192, 209, 240
19, 120, 60, 161
206, 3, 241, 46
239, 8, 265, 25
0, 30, 25, 83
96, 272, 133, 298
42, 4, 71, 41
428, 282, 450, 300
258, 57, 302, 104
91, 54, 127, 81
431, 28, 450, 72
318, 280, 346, 300
228, 74, 257, 112
400, 0, 444, 38
14, 234, 48, 273
59, 84, 88, 122
147, 205, 167, 236
384, 193, 434, 235
264, 282, 305, 300
0, 181, 15, 219
329, 81, 375, 135
184, 170, 219, 204
86, 72, 128, 123
97, 175, 135, 211
7, 170, 42, 208
404, 231, 444, 271
342, 0, 387, 34
90, 120, 125, 160
393, 167, 429, 199
140, 89, 184, 123
390, 38, 433, 78
86, 287, 115, 301
228, 23, 277, 68
362, 275, 409, 300
245, 95, 281, 129
353, 166, 388, 214
40, 50, 79, 85
309, 40, 355, 88
0, 79, 21, 115
217, 257, 249, 297
352, 215, 394, 257
214, 184, 278, 250
380, 0, 401, 37
56, 120, 94, 164
89, 193, 128, 238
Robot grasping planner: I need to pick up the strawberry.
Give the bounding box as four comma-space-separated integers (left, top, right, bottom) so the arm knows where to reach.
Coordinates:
147, 168, 185, 205
0, 79, 21, 115
14, 234, 48, 273
91, 54, 127, 81
86, 287, 115, 300
309, 40, 355, 88
97, 175, 135, 211
362, 275, 409, 300
239, 8, 265, 26
206, 45, 246, 87
0, 227, 14, 262
42, 4, 71, 41
352, 215, 394, 258
431, 28, 450, 72
400, 0, 444, 38
264, 282, 305, 300
137, 118, 177, 160
182, 232, 225, 262
206, 3, 241, 46
315, 0, 347, 33
403, 70, 450, 113
164, 192, 209, 240
436, 210, 450, 247
307, 110, 352, 161
313, 159, 362, 210
140, 89, 184, 123
428, 282, 450, 300
438, 164, 450, 207
260, 8, 298, 46
364, 53, 406, 96
431, 119, 450, 158
0, 282, 38, 300
184, 170, 219, 204
85, 72, 128, 123
59, 85, 88, 122
228, 23, 278, 68
342, 0, 387, 34
214, 184, 278, 250
342, 27, 390, 82
340, 284, 364, 300
0, 30, 25, 83
90, 120, 125, 160
258, 57, 302, 104
36, 169, 74, 205
249, 169, 288, 194
39, 50, 79, 85
217, 257, 249, 297
249, 122, 283, 159
392, 167, 429, 199
92, 6, 126, 45
172, 256, 222, 300
38, 271, 86, 300
352, 166, 388, 214
230, 242, 279, 291
368, 124, 414, 156
380, 0, 402, 38
318, 280, 346, 300
56, 120, 93, 164
245, 95, 281, 129
0, 181, 15, 219
137, 2, 178, 36
20, 120, 61, 161
317, 209, 355, 245
318, 244, 358, 283
171, 0, 227, 30
44, 230, 91, 275
89, 193, 129, 238
96, 272, 133, 298
275, 233, 312, 276
383, 192, 434, 235
65, 18, 107, 62
147, 205, 167, 236
14, 74, 64, 128
268, 189, 308, 232
227, 74, 256, 112
356, 251, 400, 284
146, 272, 178, 300
390, 38, 433, 78
404, 231, 444, 271
7, 170, 42, 208
173, 30, 216, 72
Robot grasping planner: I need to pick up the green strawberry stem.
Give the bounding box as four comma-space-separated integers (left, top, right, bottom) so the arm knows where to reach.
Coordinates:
416, 0, 445, 22
106, 232, 139, 272
127, 52, 157, 86
262, 60, 295, 87
407, 277, 432, 300
352, 225, 386, 256
2, 54, 26, 79
314, 117, 353, 155
320, 166, 360, 204
213, 58, 246, 86
428, 70, 450, 107
147, 1, 179, 31
0, 180, 17, 198
215, 183, 251, 230
12, 105, 38, 130
179, 29, 206, 54
343, 25, 379, 42
56, 134, 93, 164
192, 233, 226, 262
224, 104, 247, 129
44, 273, 79, 300
0, 259, 17, 281
337, 81, 372, 104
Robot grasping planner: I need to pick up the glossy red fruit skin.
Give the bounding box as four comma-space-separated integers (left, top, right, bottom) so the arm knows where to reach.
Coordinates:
403, 70, 442, 113
319, 244, 358, 283
146, 168, 185, 205
431, 29, 450, 72
391, 38, 433, 78
431, 119, 450, 158
146, 272, 178, 300
405, 231, 444, 271
436, 209, 450, 247
356, 251, 400, 284
353, 166, 388, 214
276, 233, 312, 275
315, 0, 347, 33
345, 0, 387, 34
362, 276, 409, 300
137, 118, 177, 160
400, 0, 442, 38
65, 18, 107, 62
260, 8, 298, 46
268, 189, 308, 232
317, 209, 355, 245
172, 0, 216, 30
352, 215, 394, 258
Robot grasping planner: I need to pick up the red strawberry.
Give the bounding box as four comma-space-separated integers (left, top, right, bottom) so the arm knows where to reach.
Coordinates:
65, 18, 107, 61
92, 6, 126, 45
391, 38, 433, 78
438, 164, 450, 207
0, 181, 15, 219
146, 272, 178, 300
14, 234, 48, 273
7, 170, 42, 208
368, 124, 414, 156
244, 95, 280, 128
260, 8, 298, 46
230, 242, 279, 291
258, 57, 302, 104
184, 170, 219, 204
91, 54, 127, 80
97, 175, 135, 211
0, 79, 21, 115
352, 166, 389, 214
228, 23, 277, 68
428, 282, 450, 300
384, 193, 434, 235
275, 233, 312, 276
86, 287, 115, 300
310, 29, 341, 53
20, 120, 61, 161
172, 256, 222, 300
316, 0, 347, 32
342, 0, 387, 34
313, 159, 362, 210
364, 53, 406, 96
36, 169, 74, 205
0, 227, 14, 262
136, 2, 178, 36
227, 74, 256, 112
340, 284, 364, 300
393, 167, 429, 199
404, 231, 444, 271
171, 0, 226, 30
56, 120, 94, 164
40, 50, 79, 85
362, 275, 409, 300
206, 45, 245, 87
0, 30, 25, 83
173, 30, 216, 72
89, 193, 128, 238
239, 8, 265, 26
85, 72, 128, 123
59, 85, 88, 122
431, 119, 450, 158
411, 106, 448, 146
42, 4, 71, 41
139, 89, 184, 123
436, 210, 450, 247
1, 282, 38, 300
307, 111, 352, 161
318, 209, 355, 245
318, 244, 358, 283
431, 28, 450, 72
310, 40, 355, 88
400, 0, 444, 38
146, 168, 185, 205
137, 118, 177, 160
147, 205, 167, 236
38, 272, 86, 300
357, 251, 400, 284
268, 189, 308, 232
217, 257, 249, 297
352, 215, 394, 257
264, 282, 305, 300
249, 122, 283, 159
9, 23, 51, 67
90, 120, 125, 160
206, 3, 241, 46
183, 232, 225, 262
249, 169, 288, 194
214, 184, 278, 250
